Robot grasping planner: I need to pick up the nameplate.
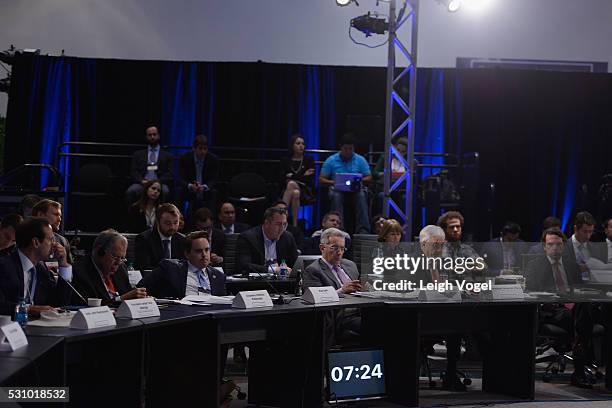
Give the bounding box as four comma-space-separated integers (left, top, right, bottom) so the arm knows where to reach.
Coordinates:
303, 286, 340, 304
127, 270, 143, 287
116, 298, 160, 319
146, 165, 158, 171
418, 289, 462, 303
232, 290, 273, 309
70, 306, 117, 330
0, 322, 28, 351
490, 284, 525, 300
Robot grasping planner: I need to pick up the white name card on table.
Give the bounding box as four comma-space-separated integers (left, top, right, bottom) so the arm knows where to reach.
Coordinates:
303, 286, 340, 304
70, 306, 116, 330
418, 289, 462, 303
127, 270, 143, 287
0, 322, 28, 351
116, 298, 160, 319
490, 284, 525, 300
232, 290, 273, 309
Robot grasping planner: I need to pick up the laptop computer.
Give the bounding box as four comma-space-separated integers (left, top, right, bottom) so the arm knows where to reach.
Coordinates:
334, 173, 362, 192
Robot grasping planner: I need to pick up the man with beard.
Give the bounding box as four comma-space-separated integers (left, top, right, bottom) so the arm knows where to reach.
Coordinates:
125, 125, 173, 205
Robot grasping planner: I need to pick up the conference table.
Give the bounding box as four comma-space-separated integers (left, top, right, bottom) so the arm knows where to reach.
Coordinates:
1, 293, 611, 407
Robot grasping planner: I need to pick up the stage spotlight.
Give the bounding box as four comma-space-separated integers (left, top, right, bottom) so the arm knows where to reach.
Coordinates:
448, 0, 462, 12
351, 12, 388, 37
336, 0, 359, 7
437, 0, 462, 12
0, 46, 41, 66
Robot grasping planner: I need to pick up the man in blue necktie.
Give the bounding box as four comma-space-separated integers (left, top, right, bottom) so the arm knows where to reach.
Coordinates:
125, 125, 173, 206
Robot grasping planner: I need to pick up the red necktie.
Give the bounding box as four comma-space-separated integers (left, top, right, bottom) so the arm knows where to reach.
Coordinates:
552, 261, 567, 294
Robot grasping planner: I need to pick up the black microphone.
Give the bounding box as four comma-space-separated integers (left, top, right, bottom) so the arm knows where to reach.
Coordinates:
248, 265, 287, 305
62, 277, 87, 305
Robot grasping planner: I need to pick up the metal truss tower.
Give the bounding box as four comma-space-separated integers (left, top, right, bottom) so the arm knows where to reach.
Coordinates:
382, 0, 419, 240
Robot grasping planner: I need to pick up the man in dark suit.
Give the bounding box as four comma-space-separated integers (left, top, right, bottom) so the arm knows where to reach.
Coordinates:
237, 207, 298, 276
525, 228, 594, 388
480, 221, 525, 275
188, 207, 225, 267
73, 230, 147, 305
0, 217, 72, 316
597, 217, 612, 263
135, 203, 186, 271
32, 199, 73, 264
214, 202, 250, 234
565, 212, 599, 278
178, 135, 220, 214
139, 231, 226, 298
125, 125, 173, 205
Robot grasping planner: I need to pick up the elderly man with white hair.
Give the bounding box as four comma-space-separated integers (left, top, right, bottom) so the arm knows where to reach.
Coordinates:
303, 227, 361, 294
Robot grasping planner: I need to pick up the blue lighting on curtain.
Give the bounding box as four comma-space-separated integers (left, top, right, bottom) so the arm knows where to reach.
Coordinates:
163, 63, 197, 150
39, 58, 73, 190
560, 146, 578, 231
416, 69, 445, 181
297, 66, 322, 229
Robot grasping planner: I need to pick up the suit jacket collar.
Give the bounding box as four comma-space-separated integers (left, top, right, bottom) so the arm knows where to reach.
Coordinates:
88, 256, 114, 301
317, 258, 341, 289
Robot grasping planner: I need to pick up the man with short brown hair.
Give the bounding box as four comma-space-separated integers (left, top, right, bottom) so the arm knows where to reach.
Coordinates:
32, 199, 73, 264
134, 203, 186, 270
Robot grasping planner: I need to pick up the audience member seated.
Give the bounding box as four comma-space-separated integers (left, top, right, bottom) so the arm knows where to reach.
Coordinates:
279, 134, 315, 227
566, 212, 598, 277
319, 133, 372, 234
528, 216, 562, 254
237, 207, 298, 275
437, 211, 486, 279
127, 179, 164, 233
19, 194, 41, 217
525, 228, 595, 388
272, 200, 304, 251
139, 231, 226, 298
73, 229, 147, 304
480, 221, 525, 274
303, 227, 361, 340
371, 214, 386, 236
125, 125, 173, 205
135, 203, 186, 271
178, 134, 219, 215
304, 211, 351, 255
214, 202, 250, 234
599, 217, 612, 263
32, 199, 74, 264
0, 214, 23, 257
188, 207, 225, 267
414, 225, 467, 390
0, 217, 72, 316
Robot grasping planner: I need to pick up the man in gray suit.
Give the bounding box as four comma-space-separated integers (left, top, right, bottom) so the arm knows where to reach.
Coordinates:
303, 227, 361, 294
304, 227, 361, 342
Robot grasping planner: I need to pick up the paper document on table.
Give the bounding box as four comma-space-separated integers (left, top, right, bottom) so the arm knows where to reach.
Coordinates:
353, 290, 419, 300
182, 294, 235, 305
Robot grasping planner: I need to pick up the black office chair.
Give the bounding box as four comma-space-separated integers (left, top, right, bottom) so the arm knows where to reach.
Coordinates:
535, 322, 604, 383
69, 163, 114, 232
227, 173, 269, 226
223, 233, 241, 276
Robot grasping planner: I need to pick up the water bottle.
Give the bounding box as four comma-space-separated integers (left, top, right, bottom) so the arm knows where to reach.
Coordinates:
127, 262, 135, 271
279, 259, 288, 279
295, 268, 303, 296
15, 298, 28, 327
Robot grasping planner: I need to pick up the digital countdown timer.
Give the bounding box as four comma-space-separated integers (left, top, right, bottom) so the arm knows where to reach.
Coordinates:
327, 349, 385, 401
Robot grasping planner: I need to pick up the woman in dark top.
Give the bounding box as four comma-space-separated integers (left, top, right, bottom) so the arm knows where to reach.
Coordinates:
127, 179, 164, 233
279, 134, 315, 227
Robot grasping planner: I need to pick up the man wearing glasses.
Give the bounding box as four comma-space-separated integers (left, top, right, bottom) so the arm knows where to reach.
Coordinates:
303, 227, 361, 294
73, 229, 147, 304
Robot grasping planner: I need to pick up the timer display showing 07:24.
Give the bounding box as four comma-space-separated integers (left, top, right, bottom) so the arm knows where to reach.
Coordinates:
330, 364, 383, 382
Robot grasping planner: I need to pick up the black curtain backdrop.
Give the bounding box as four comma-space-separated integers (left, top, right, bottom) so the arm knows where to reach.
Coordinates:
4, 54, 612, 239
